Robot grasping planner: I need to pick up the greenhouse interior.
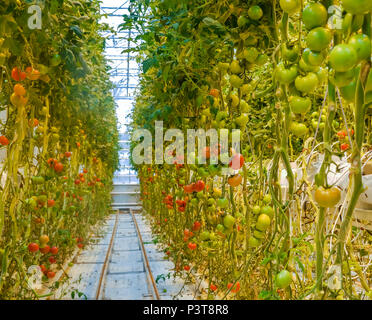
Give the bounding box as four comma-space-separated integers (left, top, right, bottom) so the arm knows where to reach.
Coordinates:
0, 0, 372, 304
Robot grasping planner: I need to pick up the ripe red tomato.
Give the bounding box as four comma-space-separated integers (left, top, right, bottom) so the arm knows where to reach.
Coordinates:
227, 281, 240, 293
188, 242, 197, 250
54, 162, 64, 173
64, 151, 72, 158
40, 265, 47, 274
50, 246, 59, 255
40, 245, 50, 254
194, 180, 205, 192
183, 184, 194, 193
210, 284, 217, 291
192, 221, 201, 231
184, 265, 190, 271
209, 89, 219, 98
341, 143, 350, 151
47, 271, 56, 279
0, 136, 10, 146
25, 67, 40, 80
47, 199, 55, 207
11, 67, 26, 81
28, 243, 39, 253
49, 256, 57, 264
229, 153, 244, 170
77, 243, 84, 249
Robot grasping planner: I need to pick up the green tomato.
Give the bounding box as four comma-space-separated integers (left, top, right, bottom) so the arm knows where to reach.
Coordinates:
32, 176, 45, 185
282, 44, 299, 63
248, 236, 261, 247
340, 80, 356, 102
50, 54, 62, 67
253, 229, 265, 239
217, 198, 229, 209
329, 44, 358, 72
256, 214, 271, 231
330, 69, 355, 87
316, 68, 328, 83
289, 96, 312, 114
348, 34, 371, 63
276, 270, 292, 289
256, 54, 268, 66
263, 194, 272, 204
235, 114, 249, 128
302, 48, 325, 66
280, 0, 300, 14
240, 100, 250, 113
302, 3, 328, 30
223, 214, 236, 229
230, 74, 244, 88
216, 224, 225, 233
252, 205, 261, 215
299, 58, 319, 73
230, 60, 242, 74
248, 5, 263, 20
276, 63, 298, 84
260, 205, 274, 219
290, 122, 309, 137
237, 15, 250, 28
243, 47, 259, 63
200, 231, 210, 241
295, 72, 319, 93
306, 27, 332, 52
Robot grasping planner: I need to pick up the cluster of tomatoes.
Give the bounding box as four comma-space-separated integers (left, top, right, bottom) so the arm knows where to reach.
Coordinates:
28, 235, 59, 279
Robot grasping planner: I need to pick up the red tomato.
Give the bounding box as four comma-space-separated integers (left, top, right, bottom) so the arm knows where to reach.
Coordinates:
77, 243, 84, 249
341, 143, 349, 151
11, 67, 26, 81
210, 284, 217, 291
64, 151, 72, 158
184, 265, 190, 271
53, 162, 64, 173
74, 179, 81, 185
209, 89, 219, 97
229, 153, 245, 170
183, 184, 194, 193
28, 243, 39, 253
0, 136, 10, 146
49, 256, 57, 264
47, 199, 55, 207
192, 221, 201, 231
50, 246, 59, 255
40, 245, 50, 254
47, 271, 56, 279
227, 281, 240, 293
40, 265, 47, 274
188, 242, 197, 250
76, 142, 81, 148
194, 180, 205, 192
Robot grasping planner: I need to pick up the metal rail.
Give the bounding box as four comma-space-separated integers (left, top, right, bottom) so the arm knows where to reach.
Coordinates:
130, 209, 161, 300
95, 210, 120, 300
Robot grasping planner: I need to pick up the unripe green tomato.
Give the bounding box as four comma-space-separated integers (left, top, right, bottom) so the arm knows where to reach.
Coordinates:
252, 205, 261, 214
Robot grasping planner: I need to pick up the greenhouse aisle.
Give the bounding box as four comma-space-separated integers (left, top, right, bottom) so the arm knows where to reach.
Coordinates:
51, 212, 202, 300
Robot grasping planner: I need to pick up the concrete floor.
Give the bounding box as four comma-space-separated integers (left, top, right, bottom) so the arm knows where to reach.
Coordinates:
52, 212, 205, 300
